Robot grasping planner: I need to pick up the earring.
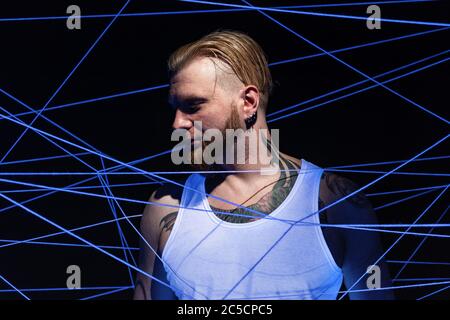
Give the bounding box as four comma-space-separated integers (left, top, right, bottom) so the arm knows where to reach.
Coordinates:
245, 112, 257, 129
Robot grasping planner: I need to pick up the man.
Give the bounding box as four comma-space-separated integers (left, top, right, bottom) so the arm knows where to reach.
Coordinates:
133, 30, 394, 300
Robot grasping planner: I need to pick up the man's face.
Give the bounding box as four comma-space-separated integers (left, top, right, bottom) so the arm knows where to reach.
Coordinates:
169, 57, 244, 169
169, 56, 244, 134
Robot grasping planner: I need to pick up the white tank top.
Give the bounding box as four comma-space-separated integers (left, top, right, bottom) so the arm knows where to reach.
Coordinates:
162, 159, 343, 300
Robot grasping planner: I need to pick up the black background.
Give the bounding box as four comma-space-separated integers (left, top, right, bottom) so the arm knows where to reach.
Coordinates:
0, 0, 449, 300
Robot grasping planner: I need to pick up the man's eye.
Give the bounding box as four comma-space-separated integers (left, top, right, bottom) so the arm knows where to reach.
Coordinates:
185, 104, 200, 113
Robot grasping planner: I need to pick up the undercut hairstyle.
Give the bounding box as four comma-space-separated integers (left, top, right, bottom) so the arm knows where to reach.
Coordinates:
168, 30, 273, 113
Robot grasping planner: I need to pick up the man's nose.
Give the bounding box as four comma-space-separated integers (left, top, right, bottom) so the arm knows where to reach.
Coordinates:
172, 109, 192, 130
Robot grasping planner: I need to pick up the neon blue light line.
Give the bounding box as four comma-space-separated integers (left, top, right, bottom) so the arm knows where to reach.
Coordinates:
0, 0, 131, 163
4, 177, 450, 239
93, 171, 203, 298
0, 181, 161, 194
40, 83, 168, 113
319, 225, 450, 238
0, 87, 163, 187
0, 286, 131, 293
0, 214, 142, 250
95, 192, 163, 291
180, 0, 450, 27
331, 155, 450, 170
393, 205, 450, 280
0, 79, 132, 188
0, 155, 162, 215
6, 182, 442, 234
0, 1, 442, 236
324, 222, 450, 229
0, 49, 445, 213
0, 148, 170, 215
238, 0, 449, 124
340, 280, 450, 292
99, 157, 138, 270
0, 111, 308, 221
3, 182, 442, 196
96, 154, 450, 178
278, 0, 437, 8
1, 101, 448, 231
394, 278, 450, 281
0, 152, 91, 166
4, 189, 198, 299
340, 186, 449, 299
173, 186, 450, 297
0, 274, 30, 300
0, 150, 443, 218
3, 30, 445, 125
0, 1, 446, 298
221, 134, 448, 299
95, 163, 202, 296
267, 50, 450, 119
0, 170, 204, 297
240, 280, 450, 299
1, 178, 448, 302
267, 56, 450, 123
0, 92, 108, 173
0, 162, 448, 232
373, 188, 437, 210
367, 184, 448, 196
5, 31, 447, 122
97, 158, 135, 284
268, 27, 449, 67
0, 177, 176, 215
2, 84, 169, 119
2, 174, 446, 234
0, 1, 434, 22
0, 164, 247, 297
0, 106, 106, 180
0, 9, 250, 22
1, 169, 447, 177
328, 168, 450, 177
0, 239, 139, 250
417, 284, 450, 300
0, 99, 150, 273
80, 286, 133, 300
3, 182, 450, 262
0, 173, 448, 240
0, 193, 189, 298
387, 260, 450, 266
0, 92, 161, 186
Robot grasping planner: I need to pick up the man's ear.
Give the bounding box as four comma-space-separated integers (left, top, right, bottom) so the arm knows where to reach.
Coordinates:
241, 85, 260, 118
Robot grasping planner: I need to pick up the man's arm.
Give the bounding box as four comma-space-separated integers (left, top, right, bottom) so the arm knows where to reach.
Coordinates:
320, 172, 395, 300
133, 185, 182, 300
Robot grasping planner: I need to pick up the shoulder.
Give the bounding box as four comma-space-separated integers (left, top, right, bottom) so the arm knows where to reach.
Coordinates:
145, 182, 183, 217
318, 171, 375, 224
320, 171, 371, 209
141, 178, 187, 236
150, 180, 185, 204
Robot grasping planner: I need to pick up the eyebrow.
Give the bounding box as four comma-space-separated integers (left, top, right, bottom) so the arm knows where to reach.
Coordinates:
168, 95, 208, 107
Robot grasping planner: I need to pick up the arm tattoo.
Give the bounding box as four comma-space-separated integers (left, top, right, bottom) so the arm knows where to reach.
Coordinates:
160, 211, 178, 232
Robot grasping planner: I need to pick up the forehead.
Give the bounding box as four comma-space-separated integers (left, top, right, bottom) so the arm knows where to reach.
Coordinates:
169, 57, 218, 100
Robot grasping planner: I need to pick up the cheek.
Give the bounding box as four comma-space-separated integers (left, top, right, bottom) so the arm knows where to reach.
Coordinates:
199, 106, 228, 129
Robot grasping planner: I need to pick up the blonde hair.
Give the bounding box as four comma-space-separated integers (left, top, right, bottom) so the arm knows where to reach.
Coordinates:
168, 30, 273, 112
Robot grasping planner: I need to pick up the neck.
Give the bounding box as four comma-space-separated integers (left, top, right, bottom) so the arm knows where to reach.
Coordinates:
220, 125, 280, 181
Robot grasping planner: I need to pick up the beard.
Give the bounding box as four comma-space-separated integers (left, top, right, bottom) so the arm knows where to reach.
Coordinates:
189, 102, 242, 172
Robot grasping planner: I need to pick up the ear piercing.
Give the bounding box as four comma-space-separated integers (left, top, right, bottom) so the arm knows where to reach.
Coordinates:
245, 112, 257, 129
